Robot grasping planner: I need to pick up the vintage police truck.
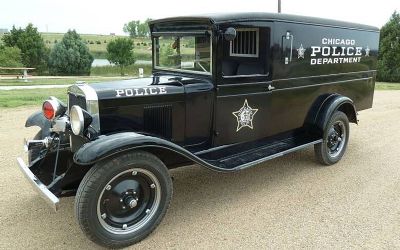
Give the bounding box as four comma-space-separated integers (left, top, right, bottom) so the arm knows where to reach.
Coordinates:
17, 13, 379, 248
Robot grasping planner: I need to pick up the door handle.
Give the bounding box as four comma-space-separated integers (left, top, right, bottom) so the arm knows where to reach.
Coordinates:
267, 84, 275, 91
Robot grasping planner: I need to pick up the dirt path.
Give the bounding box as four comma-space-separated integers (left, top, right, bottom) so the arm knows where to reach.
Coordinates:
0, 91, 399, 249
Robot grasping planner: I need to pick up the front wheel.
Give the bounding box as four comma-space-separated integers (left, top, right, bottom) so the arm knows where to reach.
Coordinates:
75, 151, 172, 248
314, 111, 350, 165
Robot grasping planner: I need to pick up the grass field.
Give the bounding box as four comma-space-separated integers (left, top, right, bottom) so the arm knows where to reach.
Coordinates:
41, 33, 152, 59
0, 82, 398, 108
0, 77, 134, 86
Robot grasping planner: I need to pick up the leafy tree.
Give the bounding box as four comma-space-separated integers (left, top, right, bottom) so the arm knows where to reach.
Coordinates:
0, 46, 23, 73
48, 30, 94, 75
123, 19, 151, 38
123, 21, 138, 38
2, 24, 48, 73
107, 38, 135, 75
377, 11, 400, 82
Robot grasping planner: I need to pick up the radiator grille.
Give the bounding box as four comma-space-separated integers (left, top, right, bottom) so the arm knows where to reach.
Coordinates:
144, 105, 172, 139
68, 93, 87, 110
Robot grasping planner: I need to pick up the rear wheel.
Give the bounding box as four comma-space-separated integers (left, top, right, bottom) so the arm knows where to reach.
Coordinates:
75, 151, 172, 248
314, 111, 349, 165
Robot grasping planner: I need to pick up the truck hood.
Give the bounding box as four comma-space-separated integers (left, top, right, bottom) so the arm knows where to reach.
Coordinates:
90, 75, 190, 101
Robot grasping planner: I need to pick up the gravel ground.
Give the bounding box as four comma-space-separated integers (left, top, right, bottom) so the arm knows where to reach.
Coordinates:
0, 91, 399, 249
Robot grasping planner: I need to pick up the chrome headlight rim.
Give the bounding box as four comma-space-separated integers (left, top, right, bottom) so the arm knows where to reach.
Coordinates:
70, 105, 84, 135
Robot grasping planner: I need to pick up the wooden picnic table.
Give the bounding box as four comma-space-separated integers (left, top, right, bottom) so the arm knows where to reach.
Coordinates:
0, 67, 36, 82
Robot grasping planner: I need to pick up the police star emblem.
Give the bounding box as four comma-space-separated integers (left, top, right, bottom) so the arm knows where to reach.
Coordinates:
365, 46, 370, 57
232, 99, 258, 132
297, 44, 306, 59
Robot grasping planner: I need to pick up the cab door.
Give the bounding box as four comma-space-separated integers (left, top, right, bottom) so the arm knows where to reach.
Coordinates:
213, 23, 275, 146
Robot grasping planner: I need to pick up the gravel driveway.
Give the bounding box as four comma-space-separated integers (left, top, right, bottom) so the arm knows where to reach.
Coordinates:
0, 91, 399, 249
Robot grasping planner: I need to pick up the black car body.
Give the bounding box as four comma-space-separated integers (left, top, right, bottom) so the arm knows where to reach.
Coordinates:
17, 13, 379, 248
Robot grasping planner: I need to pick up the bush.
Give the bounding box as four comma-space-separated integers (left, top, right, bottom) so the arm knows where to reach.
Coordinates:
2, 24, 48, 74
48, 30, 94, 75
0, 46, 23, 73
107, 38, 135, 75
96, 40, 101, 45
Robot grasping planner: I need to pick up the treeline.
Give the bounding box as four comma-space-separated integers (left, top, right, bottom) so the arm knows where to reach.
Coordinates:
377, 11, 400, 82
0, 24, 140, 76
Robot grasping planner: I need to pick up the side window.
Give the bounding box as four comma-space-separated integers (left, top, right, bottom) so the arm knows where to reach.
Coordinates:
222, 27, 270, 78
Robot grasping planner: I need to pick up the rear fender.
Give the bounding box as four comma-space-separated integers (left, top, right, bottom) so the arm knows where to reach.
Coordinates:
314, 94, 357, 134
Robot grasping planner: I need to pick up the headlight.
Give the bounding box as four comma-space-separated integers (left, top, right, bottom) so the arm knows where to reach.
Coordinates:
70, 105, 92, 136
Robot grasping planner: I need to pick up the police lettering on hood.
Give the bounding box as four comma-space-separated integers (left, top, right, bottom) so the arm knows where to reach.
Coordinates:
115, 87, 167, 97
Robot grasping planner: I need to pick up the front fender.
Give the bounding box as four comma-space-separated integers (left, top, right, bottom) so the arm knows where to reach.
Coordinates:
25, 111, 51, 138
73, 132, 217, 170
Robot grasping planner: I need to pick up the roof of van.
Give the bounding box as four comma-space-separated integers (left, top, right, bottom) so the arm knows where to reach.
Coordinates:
149, 12, 379, 32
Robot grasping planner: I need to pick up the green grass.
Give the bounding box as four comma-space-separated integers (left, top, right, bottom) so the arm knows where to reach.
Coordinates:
90, 64, 152, 77
0, 77, 134, 86
0, 88, 67, 108
375, 82, 400, 90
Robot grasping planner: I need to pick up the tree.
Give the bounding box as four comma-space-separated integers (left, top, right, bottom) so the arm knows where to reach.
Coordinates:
107, 38, 135, 75
48, 30, 94, 75
123, 19, 151, 38
2, 24, 48, 73
123, 21, 138, 38
0, 45, 23, 67
377, 11, 400, 82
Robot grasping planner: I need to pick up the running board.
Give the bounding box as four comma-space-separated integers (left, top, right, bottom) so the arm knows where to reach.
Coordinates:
221, 139, 322, 171
194, 133, 322, 171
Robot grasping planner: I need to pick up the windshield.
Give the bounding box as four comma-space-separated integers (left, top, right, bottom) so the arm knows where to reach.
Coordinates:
153, 34, 211, 74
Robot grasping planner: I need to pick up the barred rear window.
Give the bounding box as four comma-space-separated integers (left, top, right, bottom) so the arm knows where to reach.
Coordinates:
230, 28, 259, 57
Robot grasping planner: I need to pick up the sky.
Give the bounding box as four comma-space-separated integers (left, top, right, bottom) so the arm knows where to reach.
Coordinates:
1, 0, 398, 35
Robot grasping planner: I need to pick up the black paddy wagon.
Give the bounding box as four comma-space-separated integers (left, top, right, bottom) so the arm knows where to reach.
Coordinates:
17, 12, 379, 248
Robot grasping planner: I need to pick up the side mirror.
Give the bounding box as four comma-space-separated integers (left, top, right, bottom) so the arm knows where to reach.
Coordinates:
224, 27, 237, 41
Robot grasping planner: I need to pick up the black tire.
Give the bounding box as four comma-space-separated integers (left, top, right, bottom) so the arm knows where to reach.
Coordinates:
75, 151, 172, 248
314, 111, 349, 165
28, 131, 42, 164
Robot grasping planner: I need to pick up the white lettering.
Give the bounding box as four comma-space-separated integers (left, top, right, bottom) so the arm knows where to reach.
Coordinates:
159, 87, 167, 94
149, 87, 158, 95
355, 47, 362, 56
347, 47, 354, 56
115, 89, 124, 97
311, 58, 317, 65
134, 88, 143, 96
331, 47, 341, 56
322, 47, 330, 56
311, 46, 321, 56
125, 89, 134, 96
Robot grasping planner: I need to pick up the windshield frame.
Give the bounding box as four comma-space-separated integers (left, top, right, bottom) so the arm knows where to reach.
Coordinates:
152, 31, 213, 76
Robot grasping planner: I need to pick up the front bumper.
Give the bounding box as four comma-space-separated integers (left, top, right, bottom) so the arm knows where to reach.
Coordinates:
16, 157, 59, 211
